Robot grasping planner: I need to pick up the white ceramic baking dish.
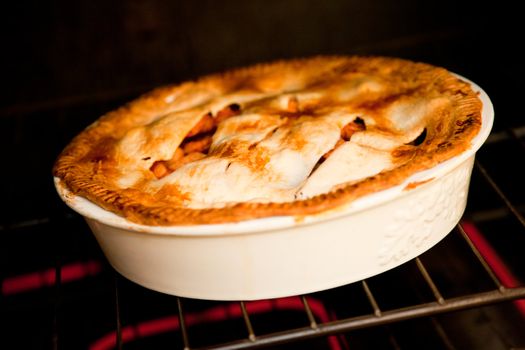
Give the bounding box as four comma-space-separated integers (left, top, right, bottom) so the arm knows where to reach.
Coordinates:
55, 77, 493, 301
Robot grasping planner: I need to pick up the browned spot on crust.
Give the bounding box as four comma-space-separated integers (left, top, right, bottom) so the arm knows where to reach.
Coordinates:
403, 177, 435, 191
81, 137, 117, 163
155, 184, 192, 203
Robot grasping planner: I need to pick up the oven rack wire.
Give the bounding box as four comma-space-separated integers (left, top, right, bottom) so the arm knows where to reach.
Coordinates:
94, 156, 524, 350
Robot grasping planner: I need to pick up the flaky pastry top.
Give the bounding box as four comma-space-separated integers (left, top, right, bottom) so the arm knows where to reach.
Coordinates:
54, 56, 482, 225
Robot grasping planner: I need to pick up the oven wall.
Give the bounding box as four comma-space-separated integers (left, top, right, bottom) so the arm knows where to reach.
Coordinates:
3, 0, 520, 114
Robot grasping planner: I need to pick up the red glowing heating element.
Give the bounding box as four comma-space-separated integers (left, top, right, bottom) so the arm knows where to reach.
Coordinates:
1, 260, 102, 296
460, 220, 525, 316
89, 297, 343, 350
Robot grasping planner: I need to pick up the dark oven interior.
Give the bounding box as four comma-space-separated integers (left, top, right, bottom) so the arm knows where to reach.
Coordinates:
2, 1, 525, 349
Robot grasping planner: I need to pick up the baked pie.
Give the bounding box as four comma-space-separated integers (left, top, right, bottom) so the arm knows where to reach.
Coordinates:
53, 56, 482, 225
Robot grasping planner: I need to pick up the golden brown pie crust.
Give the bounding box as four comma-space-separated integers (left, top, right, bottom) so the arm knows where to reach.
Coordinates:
53, 56, 482, 225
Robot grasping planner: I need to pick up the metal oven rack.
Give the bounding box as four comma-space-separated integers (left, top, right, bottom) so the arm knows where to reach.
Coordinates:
102, 154, 525, 350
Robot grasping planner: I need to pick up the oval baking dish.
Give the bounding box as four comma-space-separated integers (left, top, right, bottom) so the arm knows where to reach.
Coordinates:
54, 76, 493, 301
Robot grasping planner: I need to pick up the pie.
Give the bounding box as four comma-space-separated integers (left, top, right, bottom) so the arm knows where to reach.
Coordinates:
53, 56, 482, 225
